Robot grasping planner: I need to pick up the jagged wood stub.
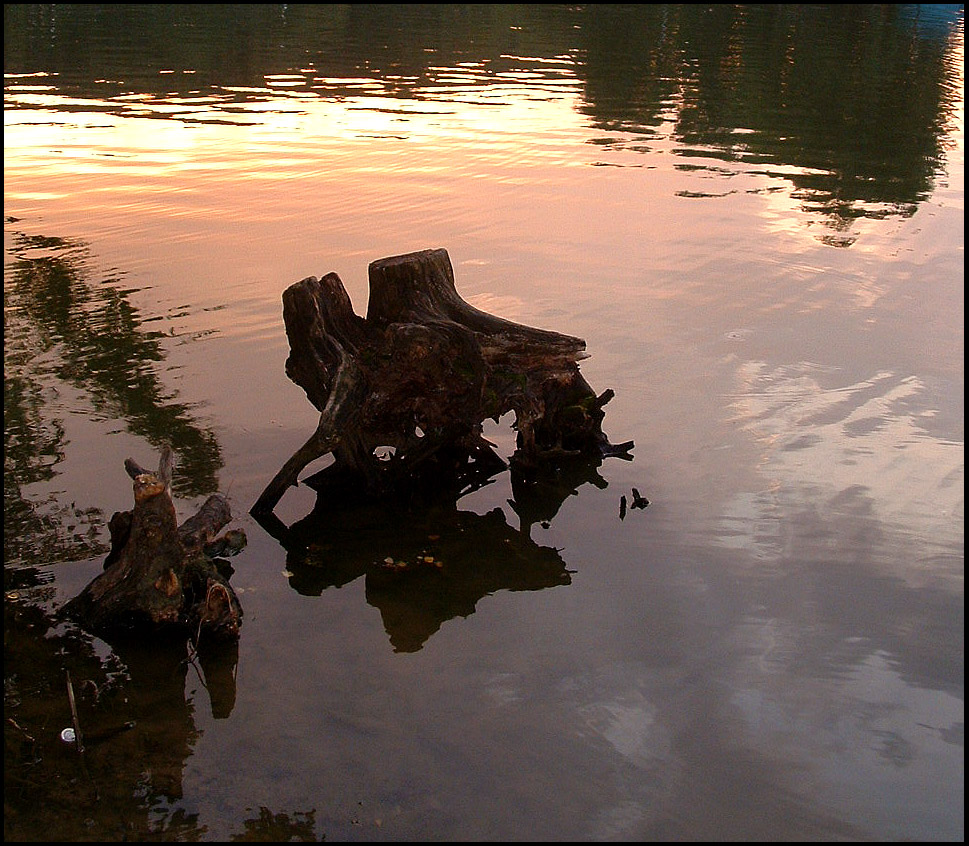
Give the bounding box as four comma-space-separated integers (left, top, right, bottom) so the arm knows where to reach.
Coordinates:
252, 248, 632, 515
64, 447, 245, 641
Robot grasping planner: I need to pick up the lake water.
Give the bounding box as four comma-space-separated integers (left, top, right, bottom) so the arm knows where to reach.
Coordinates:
4, 4, 964, 841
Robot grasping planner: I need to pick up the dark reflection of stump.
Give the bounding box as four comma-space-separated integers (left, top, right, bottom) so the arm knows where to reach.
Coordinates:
193, 638, 239, 720
364, 507, 568, 653
105, 636, 201, 800
104, 630, 240, 724
255, 452, 613, 653
508, 453, 610, 536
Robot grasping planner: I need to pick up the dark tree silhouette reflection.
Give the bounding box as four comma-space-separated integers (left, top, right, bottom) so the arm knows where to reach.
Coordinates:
5, 228, 223, 497
5, 4, 960, 243
577, 4, 963, 242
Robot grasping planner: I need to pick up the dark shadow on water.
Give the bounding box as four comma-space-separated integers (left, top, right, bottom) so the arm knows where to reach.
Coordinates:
229, 807, 321, 842
255, 454, 616, 653
5, 594, 316, 841
508, 454, 610, 537
4, 595, 229, 840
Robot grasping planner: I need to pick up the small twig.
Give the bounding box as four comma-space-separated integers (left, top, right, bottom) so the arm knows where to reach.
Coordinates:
181, 629, 210, 694
123, 457, 151, 480
65, 672, 100, 800
65, 670, 85, 755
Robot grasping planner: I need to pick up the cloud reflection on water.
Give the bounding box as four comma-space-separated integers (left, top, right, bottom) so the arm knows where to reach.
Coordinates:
726, 360, 963, 586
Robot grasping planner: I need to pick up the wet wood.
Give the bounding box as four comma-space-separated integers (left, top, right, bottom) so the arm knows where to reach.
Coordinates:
252, 248, 632, 515
64, 447, 244, 641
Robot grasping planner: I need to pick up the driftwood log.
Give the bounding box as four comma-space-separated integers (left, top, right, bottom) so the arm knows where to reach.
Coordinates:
252, 248, 632, 515
64, 447, 245, 641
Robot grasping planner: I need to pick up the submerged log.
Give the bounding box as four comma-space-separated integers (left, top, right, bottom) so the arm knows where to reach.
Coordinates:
64, 447, 245, 641
252, 248, 632, 515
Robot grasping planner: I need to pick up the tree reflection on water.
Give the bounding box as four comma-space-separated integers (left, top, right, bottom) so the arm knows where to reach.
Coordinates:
579, 4, 961, 235
5, 4, 962, 243
4, 225, 224, 584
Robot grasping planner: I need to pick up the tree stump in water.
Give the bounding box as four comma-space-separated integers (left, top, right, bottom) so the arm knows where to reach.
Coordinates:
252, 248, 632, 515
64, 447, 245, 641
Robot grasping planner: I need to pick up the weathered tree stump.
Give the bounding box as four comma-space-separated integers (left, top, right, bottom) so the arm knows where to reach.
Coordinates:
252, 248, 632, 515
64, 447, 245, 641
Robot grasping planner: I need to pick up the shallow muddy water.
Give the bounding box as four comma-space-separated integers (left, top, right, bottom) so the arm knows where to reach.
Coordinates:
4, 4, 964, 841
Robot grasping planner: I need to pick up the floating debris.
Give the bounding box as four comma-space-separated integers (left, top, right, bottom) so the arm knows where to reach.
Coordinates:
379, 553, 443, 573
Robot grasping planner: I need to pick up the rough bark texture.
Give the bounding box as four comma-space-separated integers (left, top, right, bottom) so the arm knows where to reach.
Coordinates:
252, 248, 632, 514
64, 448, 245, 641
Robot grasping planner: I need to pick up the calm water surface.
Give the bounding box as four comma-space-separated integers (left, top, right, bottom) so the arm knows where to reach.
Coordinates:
4, 5, 964, 841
